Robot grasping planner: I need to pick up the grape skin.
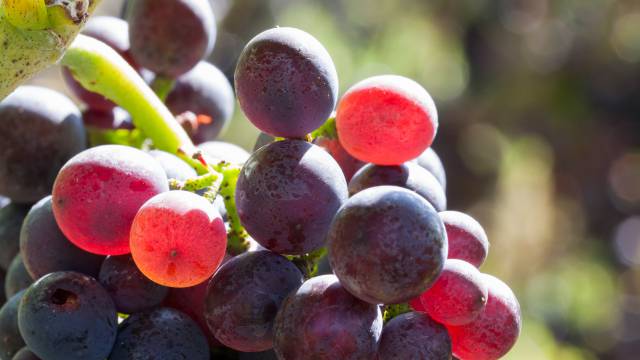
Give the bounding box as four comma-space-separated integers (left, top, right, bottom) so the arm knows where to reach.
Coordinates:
20, 196, 104, 280
376, 312, 452, 360
198, 141, 251, 165
447, 274, 522, 360
10, 347, 41, 360
82, 108, 133, 131
314, 136, 366, 182
148, 150, 197, 182
18, 272, 117, 360
420, 259, 488, 326
273, 275, 383, 360
4, 255, 32, 299
128, 0, 216, 77
52, 145, 169, 256
349, 162, 447, 211
235, 27, 339, 138
0, 290, 26, 360
236, 140, 348, 255
416, 147, 447, 191
130, 190, 227, 288
328, 186, 447, 304
336, 75, 438, 165
440, 211, 489, 268
0, 86, 86, 203
204, 250, 304, 352
0, 204, 30, 271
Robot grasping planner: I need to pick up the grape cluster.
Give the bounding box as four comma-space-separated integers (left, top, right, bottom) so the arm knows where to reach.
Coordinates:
0, 2, 521, 360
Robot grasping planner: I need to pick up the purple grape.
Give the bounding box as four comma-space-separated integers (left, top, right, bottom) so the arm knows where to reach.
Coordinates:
376, 312, 451, 360
20, 196, 104, 280
235, 27, 339, 138
198, 141, 251, 164
108, 308, 209, 360
273, 275, 382, 359
0, 268, 5, 304
11, 347, 41, 360
0, 86, 86, 203
349, 162, 447, 211
416, 147, 447, 191
18, 272, 117, 360
166, 62, 235, 143
128, 0, 216, 77
0, 204, 30, 271
328, 186, 447, 304
98, 255, 168, 314
82, 108, 133, 131
5, 255, 33, 299
314, 136, 366, 182
236, 140, 348, 255
148, 150, 197, 181
204, 250, 304, 352
0, 290, 26, 360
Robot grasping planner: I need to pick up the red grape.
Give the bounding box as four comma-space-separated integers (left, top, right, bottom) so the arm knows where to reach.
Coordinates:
409, 297, 426, 312
130, 190, 227, 288
314, 136, 366, 182
447, 274, 521, 360
440, 211, 489, 268
52, 145, 168, 255
420, 259, 488, 326
336, 75, 438, 165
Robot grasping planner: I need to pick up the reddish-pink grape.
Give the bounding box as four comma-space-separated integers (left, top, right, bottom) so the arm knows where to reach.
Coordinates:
440, 211, 489, 268
420, 259, 488, 326
52, 145, 168, 255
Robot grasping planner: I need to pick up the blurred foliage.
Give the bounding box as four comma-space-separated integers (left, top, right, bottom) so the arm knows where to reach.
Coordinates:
25, 0, 640, 358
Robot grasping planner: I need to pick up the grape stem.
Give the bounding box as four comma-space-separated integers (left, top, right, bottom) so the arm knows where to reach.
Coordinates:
150, 75, 176, 102
382, 303, 412, 323
287, 247, 327, 280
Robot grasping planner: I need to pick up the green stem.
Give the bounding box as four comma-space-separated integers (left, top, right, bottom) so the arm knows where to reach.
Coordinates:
309, 116, 337, 140
288, 247, 327, 279
212, 163, 249, 255
151, 76, 176, 102
382, 303, 412, 323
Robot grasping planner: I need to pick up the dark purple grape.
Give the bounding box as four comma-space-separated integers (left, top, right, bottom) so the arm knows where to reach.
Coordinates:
235, 27, 339, 138
0, 86, 86, 203
0, 268, 5, 304
328, 186, 447, 304
5, 255, 33, 299
0, 290, 26, 360
273, 275, 382, 359
17, 272, 117, 360
10, 347, 41, 360
253, 132, 275, 152
376, 312, 451, 360
166, 62, 235, 143
198, 141, 251, 164
349, 162, 447, 211
0, 204, 30, 271
148, 150, 197, 181
236, 140, 348, 255
416, 147, 447, 191
314, 136, 365, 182
128, 0, 216, 77
239, 350, 278, 360
204, 250, 304, 352
0, 196, 9, 208
98, 255, 168, 314
108, 308, 209, 360
62, 16, 134, 110
82, 108, 133, 130
20, 196, 104, 280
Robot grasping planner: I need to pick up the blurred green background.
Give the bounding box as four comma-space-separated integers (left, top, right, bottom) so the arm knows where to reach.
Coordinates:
28, 1, 640, 359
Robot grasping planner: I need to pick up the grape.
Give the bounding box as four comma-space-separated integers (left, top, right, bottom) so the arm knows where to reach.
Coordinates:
376, 312, 451, 360
447, 274, 522, 360
0, 268, 5, 304
198, 141, 251, 164
107, 308, 209, 360
440, 211, 489, 268
238, 350, 278, 360
336, 75, 438, 165
328, 186, 447, 304
235, 27, 339, 138
130, 190, 227, 288
5, 255, 32, 299
82, 108, 133, 130
420, 259, 488, 326
148, 150, 197, 181
314, 136, 366, 182
204, 250, 304, 352
0, 86, 86, 203
10, 347, 41, 360
62, 16, 134, 111
409, 297, 426, 312
273, 275, 382, 359
128, 0, 216, 77
0, 204, 30, 271
52, 145, 169, 255
349, 162, 447, 211
18, 272, 117, 360
253, 132, 275, 152
236, 140, 348, 255
98, 255, 168, 314
416, 147, 447, 191
166, 62, 235, 143
0, 290, 26, 360
20, 196, 104, 280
